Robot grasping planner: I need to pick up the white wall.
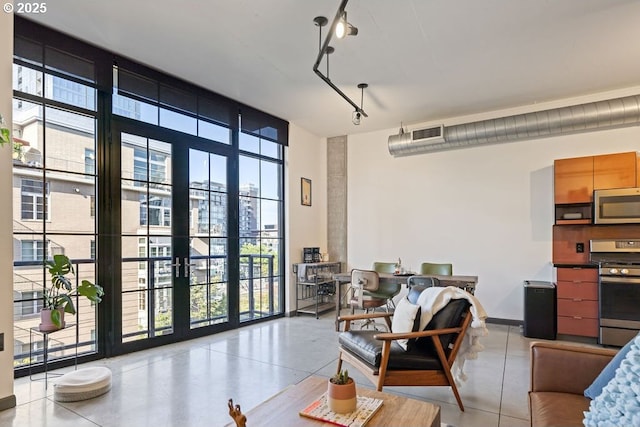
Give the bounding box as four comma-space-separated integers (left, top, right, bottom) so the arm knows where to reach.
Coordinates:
0, 8, 15, 409
346, 87, 640, 321
285, 123, 327, 313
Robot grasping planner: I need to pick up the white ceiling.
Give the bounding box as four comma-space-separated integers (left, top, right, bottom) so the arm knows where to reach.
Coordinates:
28, 0, 640, 138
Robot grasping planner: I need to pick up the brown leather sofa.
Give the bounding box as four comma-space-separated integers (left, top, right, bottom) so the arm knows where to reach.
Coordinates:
528, 341, 617, 427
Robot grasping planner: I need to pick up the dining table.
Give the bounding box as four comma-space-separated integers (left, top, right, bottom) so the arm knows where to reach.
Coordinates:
332, 271, 478, 331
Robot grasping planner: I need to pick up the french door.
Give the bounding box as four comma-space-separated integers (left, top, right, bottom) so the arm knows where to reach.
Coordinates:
111, 121, 237, 354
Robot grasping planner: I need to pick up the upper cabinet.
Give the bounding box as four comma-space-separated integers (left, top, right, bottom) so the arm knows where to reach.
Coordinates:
554, 151, 639, 225
593, 152, 637, 190
554, 156, 594, 204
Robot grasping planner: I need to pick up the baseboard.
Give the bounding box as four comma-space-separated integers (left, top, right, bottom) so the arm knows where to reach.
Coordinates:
486, 317, 523, 326
0, 394, 16, 411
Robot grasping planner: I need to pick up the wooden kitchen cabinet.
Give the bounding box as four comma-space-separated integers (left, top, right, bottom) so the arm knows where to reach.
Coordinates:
593, 152, 637, 190
552, 225, 589, 264
556, 267, 598, 337
554, 156, 594, 204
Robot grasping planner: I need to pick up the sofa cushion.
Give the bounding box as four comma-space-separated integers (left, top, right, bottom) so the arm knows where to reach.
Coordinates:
529, 391, 590, 427
583, 334, 640, 427
584, 332, 637, 399
391, 296, 420, 351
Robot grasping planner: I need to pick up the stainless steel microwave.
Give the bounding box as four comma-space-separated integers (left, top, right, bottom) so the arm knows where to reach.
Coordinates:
594, 187, 640, 224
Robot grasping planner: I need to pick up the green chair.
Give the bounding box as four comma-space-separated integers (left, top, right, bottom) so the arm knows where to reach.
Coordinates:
372, 262, 396, 274
420, 262, 453, 276
369, 262, 402, 307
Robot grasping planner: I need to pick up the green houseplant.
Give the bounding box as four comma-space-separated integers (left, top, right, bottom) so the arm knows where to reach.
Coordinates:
41, 254, 104, 331
0, 113, 10, 146
327, 369, 357, 414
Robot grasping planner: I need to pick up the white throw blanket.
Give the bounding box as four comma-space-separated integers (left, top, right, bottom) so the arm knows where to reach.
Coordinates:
415, 286, 489, 385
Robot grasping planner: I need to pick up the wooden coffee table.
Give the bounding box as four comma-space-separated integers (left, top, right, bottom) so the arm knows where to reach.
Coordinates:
225, 375, 440, 427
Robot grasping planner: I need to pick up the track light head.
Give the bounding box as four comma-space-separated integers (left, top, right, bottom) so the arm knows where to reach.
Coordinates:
352, 111, 361, 125
335, 11, 358, 39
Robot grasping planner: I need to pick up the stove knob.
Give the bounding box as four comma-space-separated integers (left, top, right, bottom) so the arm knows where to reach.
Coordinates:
609, 268, 619, 274
621, 268, 630, 275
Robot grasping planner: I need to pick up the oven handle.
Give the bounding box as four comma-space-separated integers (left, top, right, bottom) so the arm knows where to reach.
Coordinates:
600, 276, 640, 284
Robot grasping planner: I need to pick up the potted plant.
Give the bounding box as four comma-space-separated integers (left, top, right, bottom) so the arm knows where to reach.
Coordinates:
41, 254, 104, 332
0, 113, 10, 146
327, 369, 357, 414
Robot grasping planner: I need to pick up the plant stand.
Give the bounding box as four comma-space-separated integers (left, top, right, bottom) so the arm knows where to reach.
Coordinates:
29, 323, 78, 389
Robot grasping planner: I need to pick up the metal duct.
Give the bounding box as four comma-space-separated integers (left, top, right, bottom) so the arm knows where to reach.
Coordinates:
388, 94, 640, 157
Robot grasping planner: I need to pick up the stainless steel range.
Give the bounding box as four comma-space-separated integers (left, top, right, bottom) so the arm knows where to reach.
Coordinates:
590, 239, 640, 346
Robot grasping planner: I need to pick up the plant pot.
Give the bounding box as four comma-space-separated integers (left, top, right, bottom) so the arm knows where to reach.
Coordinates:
40, 308, 65, 332
327, 378, 357, 414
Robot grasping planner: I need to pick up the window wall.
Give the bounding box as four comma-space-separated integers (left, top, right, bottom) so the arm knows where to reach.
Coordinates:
12, 17, 288, 373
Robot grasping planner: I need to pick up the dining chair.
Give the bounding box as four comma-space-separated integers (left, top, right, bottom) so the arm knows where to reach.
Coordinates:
371, 262, 402, 309
349, 269, 389, 330
420, 262, 453, 276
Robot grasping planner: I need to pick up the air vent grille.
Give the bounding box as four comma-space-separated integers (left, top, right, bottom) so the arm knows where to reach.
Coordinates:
413, 127, 442, 140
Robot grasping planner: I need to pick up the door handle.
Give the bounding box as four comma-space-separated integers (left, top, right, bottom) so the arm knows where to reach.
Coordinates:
170, 257, 181, 278
184, 257, 194, 278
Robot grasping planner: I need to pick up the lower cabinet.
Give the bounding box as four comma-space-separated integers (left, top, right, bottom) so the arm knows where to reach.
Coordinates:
556, 267, 599, 337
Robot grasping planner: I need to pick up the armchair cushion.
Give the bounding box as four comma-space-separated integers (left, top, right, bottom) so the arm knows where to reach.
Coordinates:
338, 330, 443, 370
391, 297, 420, 350
415, 299, 471, 355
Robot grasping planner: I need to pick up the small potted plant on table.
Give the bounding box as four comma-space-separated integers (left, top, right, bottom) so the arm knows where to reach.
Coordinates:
41, 254, 104, 332
327, 369, 357, 414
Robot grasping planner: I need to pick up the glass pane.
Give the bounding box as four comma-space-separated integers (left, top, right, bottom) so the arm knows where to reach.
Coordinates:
121, 133, 147, 180
44, 171, 96, 234
198, 120, 230, 144
208, 192, 227, 237
189, 149, 209, 185
13, 64, 43, 96
261, 139, 280, 159
45, 74, 96, 110
44, 107, 96, 173
113, 93, 158, 125
260, 200, 280, 236
12, 98, 43, 169
260, 160, 280, 200
261, 238, 281, 276
210, 153, 226, 189
121, 180, 145, 235
239, 155, 259, 194
239, 132, 259, 154
160, 108, 197, 135
148, 139, 172, 185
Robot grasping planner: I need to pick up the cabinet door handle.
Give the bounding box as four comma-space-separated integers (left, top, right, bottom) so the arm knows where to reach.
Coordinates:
572, 280, 582, 283
573, 316, 583, 319
573, 298, 582, 302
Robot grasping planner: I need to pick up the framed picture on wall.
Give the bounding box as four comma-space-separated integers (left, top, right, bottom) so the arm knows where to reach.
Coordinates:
301, 177, 312, 206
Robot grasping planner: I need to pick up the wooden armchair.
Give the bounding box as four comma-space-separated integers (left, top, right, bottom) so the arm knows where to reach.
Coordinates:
336, 285, 472, 411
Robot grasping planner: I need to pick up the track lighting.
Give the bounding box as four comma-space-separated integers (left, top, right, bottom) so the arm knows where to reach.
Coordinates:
353, 83, 367, 125
335, 11, 358, 39
312, 0, 369, 121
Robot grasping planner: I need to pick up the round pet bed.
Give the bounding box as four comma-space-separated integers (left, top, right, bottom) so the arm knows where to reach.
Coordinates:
53, 366, 112, 402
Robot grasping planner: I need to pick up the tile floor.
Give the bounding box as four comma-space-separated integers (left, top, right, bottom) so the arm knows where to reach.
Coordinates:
2, 312, 554, 427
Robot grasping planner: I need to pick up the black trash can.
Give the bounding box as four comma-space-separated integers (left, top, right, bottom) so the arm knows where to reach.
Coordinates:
523, 280, 557, 340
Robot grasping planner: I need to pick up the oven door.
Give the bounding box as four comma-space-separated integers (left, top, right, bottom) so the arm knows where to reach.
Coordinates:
599, 276, 640, 345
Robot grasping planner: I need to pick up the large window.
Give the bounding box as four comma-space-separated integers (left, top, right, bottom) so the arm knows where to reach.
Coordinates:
13, 29, 100, 371
13, 17, 288, 373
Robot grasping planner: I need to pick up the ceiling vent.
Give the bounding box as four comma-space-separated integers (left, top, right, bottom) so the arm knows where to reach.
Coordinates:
388, 94, 640, 157
388, 124, 445, 150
